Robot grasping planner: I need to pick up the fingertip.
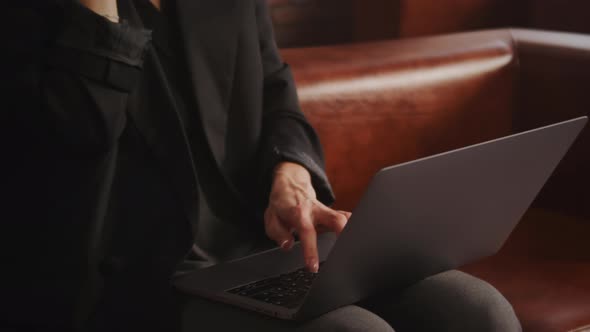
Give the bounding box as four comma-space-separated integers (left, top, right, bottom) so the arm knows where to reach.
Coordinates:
306, 257, 319, 273
311, 262, 319, 273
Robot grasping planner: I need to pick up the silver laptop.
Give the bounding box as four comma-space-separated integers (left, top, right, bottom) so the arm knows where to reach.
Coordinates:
173, 116, 587, 321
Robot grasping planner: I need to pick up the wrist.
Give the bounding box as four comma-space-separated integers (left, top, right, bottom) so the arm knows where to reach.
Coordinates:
271, 162, 317, 200
273, 162, 311, 184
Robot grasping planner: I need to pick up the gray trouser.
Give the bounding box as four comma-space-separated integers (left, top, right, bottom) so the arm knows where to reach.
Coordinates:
181, 270, 522, 332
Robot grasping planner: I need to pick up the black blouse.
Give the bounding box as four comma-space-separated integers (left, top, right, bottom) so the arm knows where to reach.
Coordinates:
134, 0, 258, 269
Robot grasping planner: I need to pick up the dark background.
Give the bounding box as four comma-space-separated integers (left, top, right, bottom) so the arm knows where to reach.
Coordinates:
267, 0, 590, 48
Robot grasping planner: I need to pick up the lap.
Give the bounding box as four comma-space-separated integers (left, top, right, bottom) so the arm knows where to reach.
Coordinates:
362, 270, 522, 332
181, 297, 394, 332
180, 270, 520, 332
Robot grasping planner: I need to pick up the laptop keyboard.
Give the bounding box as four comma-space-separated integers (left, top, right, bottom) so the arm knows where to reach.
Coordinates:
227, 265, 322, 309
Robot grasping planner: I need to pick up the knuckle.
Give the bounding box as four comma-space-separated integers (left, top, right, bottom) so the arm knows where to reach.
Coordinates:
264, 222, 278, 238
322, 210, 338, 223
264, 223, 275, 237
319, 210, 347, 231
330, 212, 342, 223
264, 218, 273, 229
285, 205, 304, 221
298, 221, 315, 233
265, 228, 275, 240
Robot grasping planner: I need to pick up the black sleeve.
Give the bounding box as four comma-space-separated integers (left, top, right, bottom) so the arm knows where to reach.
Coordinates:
255, 0, 335, 206
10, 1, 151, 155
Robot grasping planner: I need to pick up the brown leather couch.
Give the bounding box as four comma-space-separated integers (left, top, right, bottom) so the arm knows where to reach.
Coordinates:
282, 29, 590, 332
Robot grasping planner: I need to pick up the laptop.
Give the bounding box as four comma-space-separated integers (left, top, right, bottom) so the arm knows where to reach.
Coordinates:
173, 116, 588, 321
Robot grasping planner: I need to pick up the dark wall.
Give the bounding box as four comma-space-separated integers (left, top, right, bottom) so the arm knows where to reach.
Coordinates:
268, 0, 354, 48
526, 0, 590, 35
268, 0, 399, 48
268, 0, 590, 48
396, 0, 526, 38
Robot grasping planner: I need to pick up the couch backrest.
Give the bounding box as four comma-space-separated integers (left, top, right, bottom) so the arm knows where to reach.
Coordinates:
283, 30, 519, 211
283, 29, 590, 218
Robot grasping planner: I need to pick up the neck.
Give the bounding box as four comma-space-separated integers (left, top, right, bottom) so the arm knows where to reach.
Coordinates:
150, 0, 161, 10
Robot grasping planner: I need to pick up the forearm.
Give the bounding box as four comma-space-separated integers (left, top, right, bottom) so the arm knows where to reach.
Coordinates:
255, 0, 334, 206
260, 69, 335, 206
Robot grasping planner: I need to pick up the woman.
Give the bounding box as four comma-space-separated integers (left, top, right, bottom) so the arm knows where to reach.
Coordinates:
4, 1, 522, 331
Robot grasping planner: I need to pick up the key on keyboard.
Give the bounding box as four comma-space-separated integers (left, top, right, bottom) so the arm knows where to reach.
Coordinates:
227, 265, 321, 309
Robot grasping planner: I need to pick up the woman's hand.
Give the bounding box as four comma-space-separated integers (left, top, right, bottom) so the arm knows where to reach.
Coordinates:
264, 162, 351, 273
78, 0, 119, 22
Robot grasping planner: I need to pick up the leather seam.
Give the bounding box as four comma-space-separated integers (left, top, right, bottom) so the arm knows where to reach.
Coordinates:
507, 29, 522, 73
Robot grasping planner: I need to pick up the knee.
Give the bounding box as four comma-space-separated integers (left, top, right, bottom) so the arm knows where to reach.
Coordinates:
304, 306, 395, 332
472, 282, 521, 331
438, 271, 522, 332
387, 270, 521, 332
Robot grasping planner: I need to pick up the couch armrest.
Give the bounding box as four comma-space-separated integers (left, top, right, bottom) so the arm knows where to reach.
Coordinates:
512, 29, 590, 218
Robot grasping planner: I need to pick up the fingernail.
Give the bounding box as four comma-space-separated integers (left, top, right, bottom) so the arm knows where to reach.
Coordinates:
280, 239, 292, 250
306, 258, 319, 273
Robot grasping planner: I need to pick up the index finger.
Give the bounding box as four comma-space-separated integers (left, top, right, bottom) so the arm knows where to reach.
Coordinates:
298, 222, 319, 273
